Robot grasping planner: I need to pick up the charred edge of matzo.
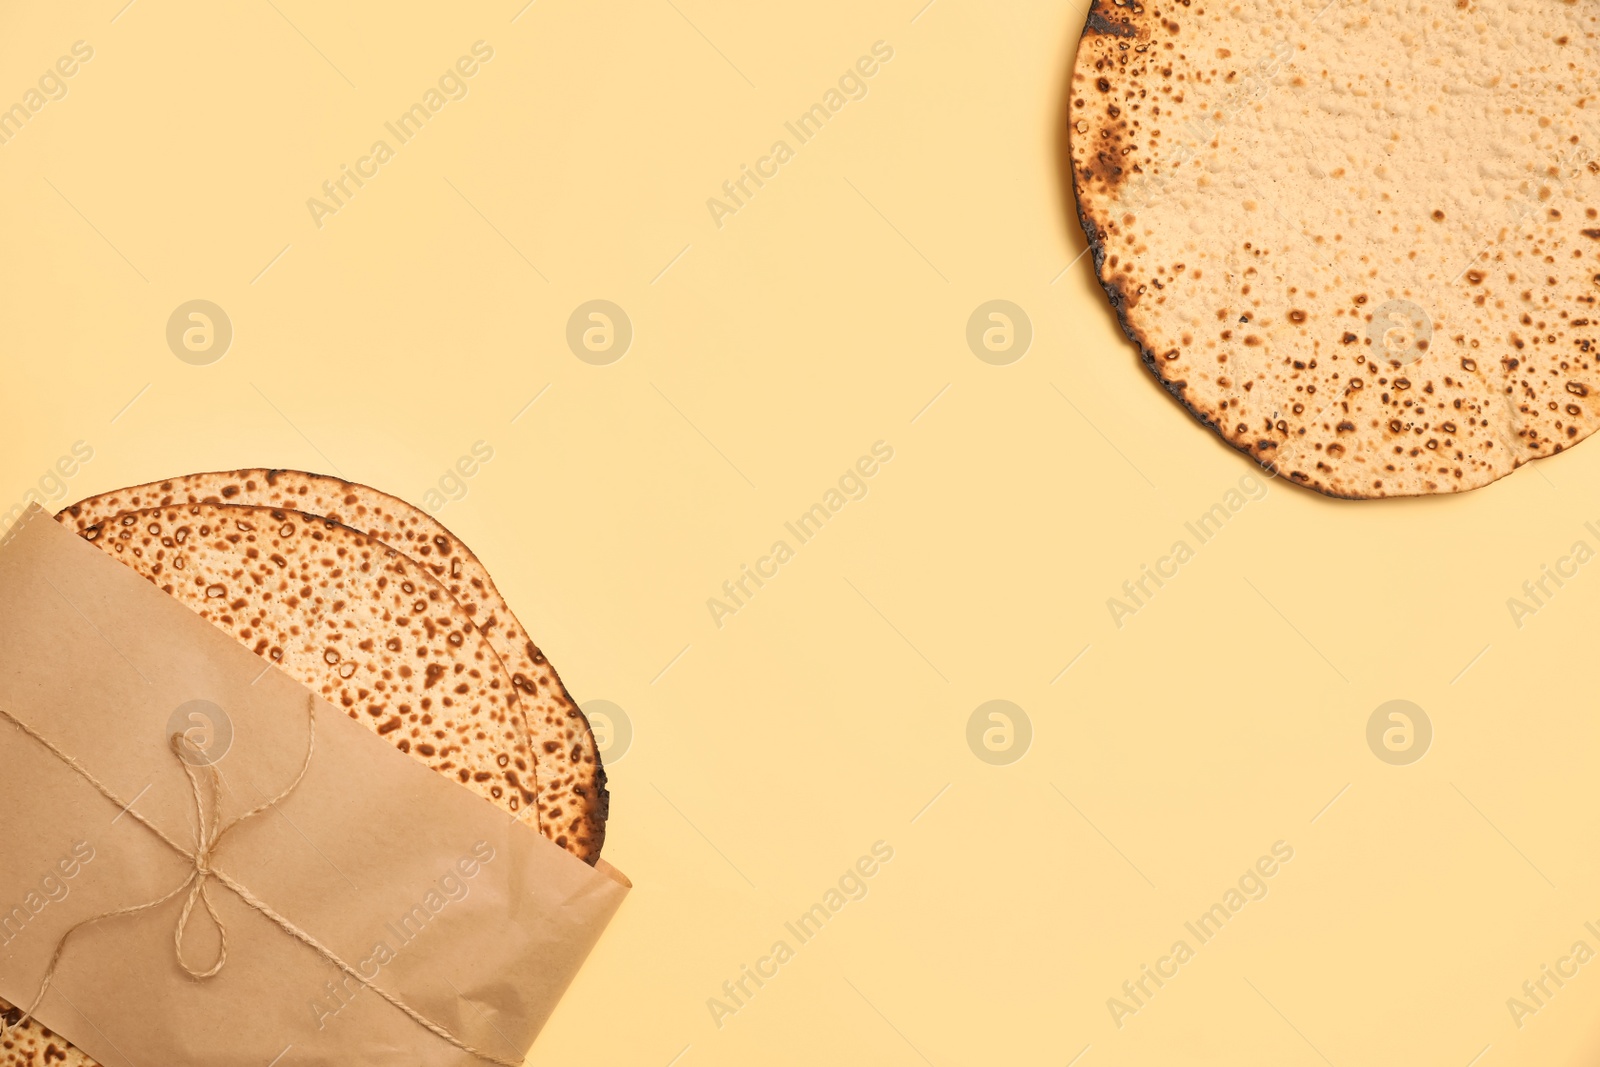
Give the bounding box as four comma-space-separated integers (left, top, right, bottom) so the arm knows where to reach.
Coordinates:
1068, 0, 1382, 499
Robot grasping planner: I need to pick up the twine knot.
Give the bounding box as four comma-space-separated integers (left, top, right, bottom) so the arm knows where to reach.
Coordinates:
0, 696, 522, 1066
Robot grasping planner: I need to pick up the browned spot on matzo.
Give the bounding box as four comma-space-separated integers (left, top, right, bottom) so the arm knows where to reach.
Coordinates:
1068, 0, 1600, 497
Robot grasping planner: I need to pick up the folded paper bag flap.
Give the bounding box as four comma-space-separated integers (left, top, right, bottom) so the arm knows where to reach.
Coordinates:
0, 504, 628, 1066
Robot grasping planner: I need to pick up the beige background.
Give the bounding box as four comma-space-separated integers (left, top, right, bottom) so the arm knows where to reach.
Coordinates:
2, 1, 1599, 1064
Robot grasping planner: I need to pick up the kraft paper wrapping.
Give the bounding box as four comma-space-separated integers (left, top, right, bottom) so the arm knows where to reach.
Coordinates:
0, 504, 629, 1066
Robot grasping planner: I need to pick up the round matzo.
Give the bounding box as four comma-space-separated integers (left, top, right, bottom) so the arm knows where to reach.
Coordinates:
60, 471, 606, 862
1068, 0, 1600, 496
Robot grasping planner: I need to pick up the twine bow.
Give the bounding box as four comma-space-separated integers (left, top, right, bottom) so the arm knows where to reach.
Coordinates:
0, 697, 521, 1067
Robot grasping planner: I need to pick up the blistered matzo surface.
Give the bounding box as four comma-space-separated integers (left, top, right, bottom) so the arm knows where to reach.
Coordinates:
83, 505, 540, 823
1070, 0, 1600, 496
61, 471, 606, 862
0, 1014, 89, 1067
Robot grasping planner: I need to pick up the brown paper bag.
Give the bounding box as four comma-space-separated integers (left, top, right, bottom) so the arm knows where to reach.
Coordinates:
0, 504, 629, 1066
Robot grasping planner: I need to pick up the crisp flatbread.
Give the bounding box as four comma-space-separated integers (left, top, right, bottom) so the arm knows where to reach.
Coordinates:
3, 504, 539, 1067
1068, 0, 1600, 497
59, 471, 606, 862
0, 1014, 83, 1067
90, 505, 539, 816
